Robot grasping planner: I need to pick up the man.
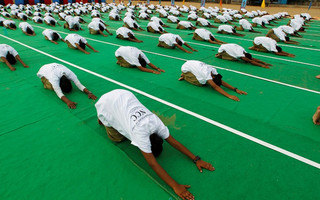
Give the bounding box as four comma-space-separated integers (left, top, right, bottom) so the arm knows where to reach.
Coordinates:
95, 89, 214, 200
64, 16, 82, 31
123, 16, 144, 31
42, 29, 65, 44
116, 27, 143, 43
176, 21, 196, 30
196, 18, 217, 28
215, 43, 271, 68
158, 33, 198, 53
0, 44, 29, 71
167, 15, 180, 23
266, 27, 299, 44
88, 20, 113, 37
249, 37, 295, 57
147, 21, 167, 34
217, 25, 244, 37
3, 20, 16, 30
235, 19, 261, 33
179, 60, 247, 101
115, 46, 164, 74
65, 34, 98, 54
37, 63, 97, 109
19, 22, 36, 36
192, 29, 226, 45
44, 15, 60, 27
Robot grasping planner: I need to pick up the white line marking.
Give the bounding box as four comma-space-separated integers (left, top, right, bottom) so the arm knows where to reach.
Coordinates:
30, 26, 320, 93
2, 33, 320, 170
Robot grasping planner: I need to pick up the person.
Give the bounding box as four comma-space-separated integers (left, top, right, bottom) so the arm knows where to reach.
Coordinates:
37, 63, 97, 109
17, 12, 29, 21
115, 46, 164, 74
19, 22, 35, 36
42, 29, 65, 44
192, 29, 226, 45
123, 16, 144, 31
266, 27, 299, 44
214, 15, 232, 24
217, 25, 244, 36
139, 12, 150, 20
95, 89, 215, 200
215, 43, 271, 68
158, 33, 198, 53
109, 11, 121, 21
32, 16, 43, 24
44, 15, 60, 27
0, 44, 29, 71
312, 106, 320, 125
167, 15, 180, 23
88, 20, 113, 37
249, 36, 295, 57
116, 27, 143, 43
64, 16, 83, 31
251, 17, 267, 28
176, 21, 196, 30
278, 25, 302, 37
3, 20, 16, 30
147, 21, 167, 34
196, 18, 217, 28
178, 60, 247, 101
235, 19, 261, 33
65, 34, 98, 54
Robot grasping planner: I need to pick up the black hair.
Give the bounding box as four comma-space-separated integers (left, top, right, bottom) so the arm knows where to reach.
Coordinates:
6, 52, 16, 65
26, 27, 33, 34
209, 35, 215, 41
232, 28, 236, 33
0, 21, 3, 26
128, 33, 134, 39
78, 40, 86, 50
9, 23, 16, 29
115, 16, 120, 20
22, 15, 27, 20
138, 55, 147, 67
150, 134, 163, 157
262, 22, 265, 26
73, 24, 79, 30
52, 32, 59, 41
159, 21, 164, 26
59, 75, 72, 93
177, 19, 180, 23
212, 74, 222, 86
159, 27, 163, 32
133, 23, 138, 29
275, 46, 282, 52
285, 36, 289, 41
50, 20, 56, 26
300, 27, 305, 31
98, 24, 104, 31
177, 39, 183, 46
244, 52, 252, 60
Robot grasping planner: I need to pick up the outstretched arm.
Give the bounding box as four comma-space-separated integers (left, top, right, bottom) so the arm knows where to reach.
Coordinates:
75, 43, 90, 54
83, 88, 97, 100
15, 55, 29, 68
207, 79, 240, 101
274, 51, 295, 57
86, 43, 99, 52
174, 43, 192, 53
61, 96, 77, 109
148, 62, 165, 72
141, 151, 195, 200
184, 43, 198, 52
240, 57, 270, 68
221, 80, 247, 95
1, 57, 16, 71
137, 66, 160, 74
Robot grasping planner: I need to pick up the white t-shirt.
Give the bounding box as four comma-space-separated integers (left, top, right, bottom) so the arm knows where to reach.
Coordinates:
3, 20, 15, 27
239, 19, 252, 30
178, 21, 193, 28
37, 63, 86, 99
218, 25, 234, 33
159, 33, 185, 46
194, 28, 213, 41
290, 19, 302, 31
252, 17, 262, 25
19, 22, 33, 32
65, 17, 80, 28
123, 16, 139, 28
32, 16, 43, 22
95, 89, 170, 153
216, 15, 227, 23
65, 34, 87, 48
253, 36, 278, 52
218, 43, 246, 59
44, 16, 57, 24
42, 29, 62, 41
147, 21, 163, 32
188, 13, 198, 19
279, 25, 295, 34
88, 21, 106, 31
17, 13, 27, 19
59, 12, 67, 19
139, 12, 149, 18
115, 46, 150, 66
0, 44, 19, 58
167, 15, 179, 22
197, 18, 210, 26
272, 28, 286, 41
181, 60, 218, 85
116, 27, 134, 38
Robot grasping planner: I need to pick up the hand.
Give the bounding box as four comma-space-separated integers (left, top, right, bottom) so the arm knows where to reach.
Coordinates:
173, 184, 194, 200
94, 50, 99, 53
195, 160, 215, 173
88, 93, 97, 100
84, 51, 90, 54
109, 33, 113, 36
288, 54, 295, 58
236, 90, 247, 95
192, 49, 198, 52
186, 51, 192, 54
10, 67, 16, 71
153, 71, 161, 74
23, 65, 29, 68
228, 95, 240, 101
67, 101, 77, 109
261, 65, 270, 69
157, 68, 165, 72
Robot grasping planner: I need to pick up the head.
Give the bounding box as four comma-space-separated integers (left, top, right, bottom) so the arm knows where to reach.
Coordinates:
275, 46, 282, 52
22, 15, 27, 20
159, 21, 164, 26
212, 73, 222, 86
176, 39, 183, 46
59, 75, 72, 93
26, 27, 33, 35
0, 21, 3, 26
6, 52, 16, 65
78, 40, 86, 50
9, 23, 17, 29
50, 20, 56, 26
262, 22, 265, 26
232, 28, 236, 33
300, 27, 305, 31
73, 24, 80, 31
133, 23, 138, 29
37, 18, 43, 23
138, 55, 147, 67
52, 32, 59, 41
98, 24, 104, 31
115, 16, 120, 20
244, 52, 252, 60
150, 133, 163, 157
159, 27, 163, 32
209, 35, 215, 41
285, 36, 290, 41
